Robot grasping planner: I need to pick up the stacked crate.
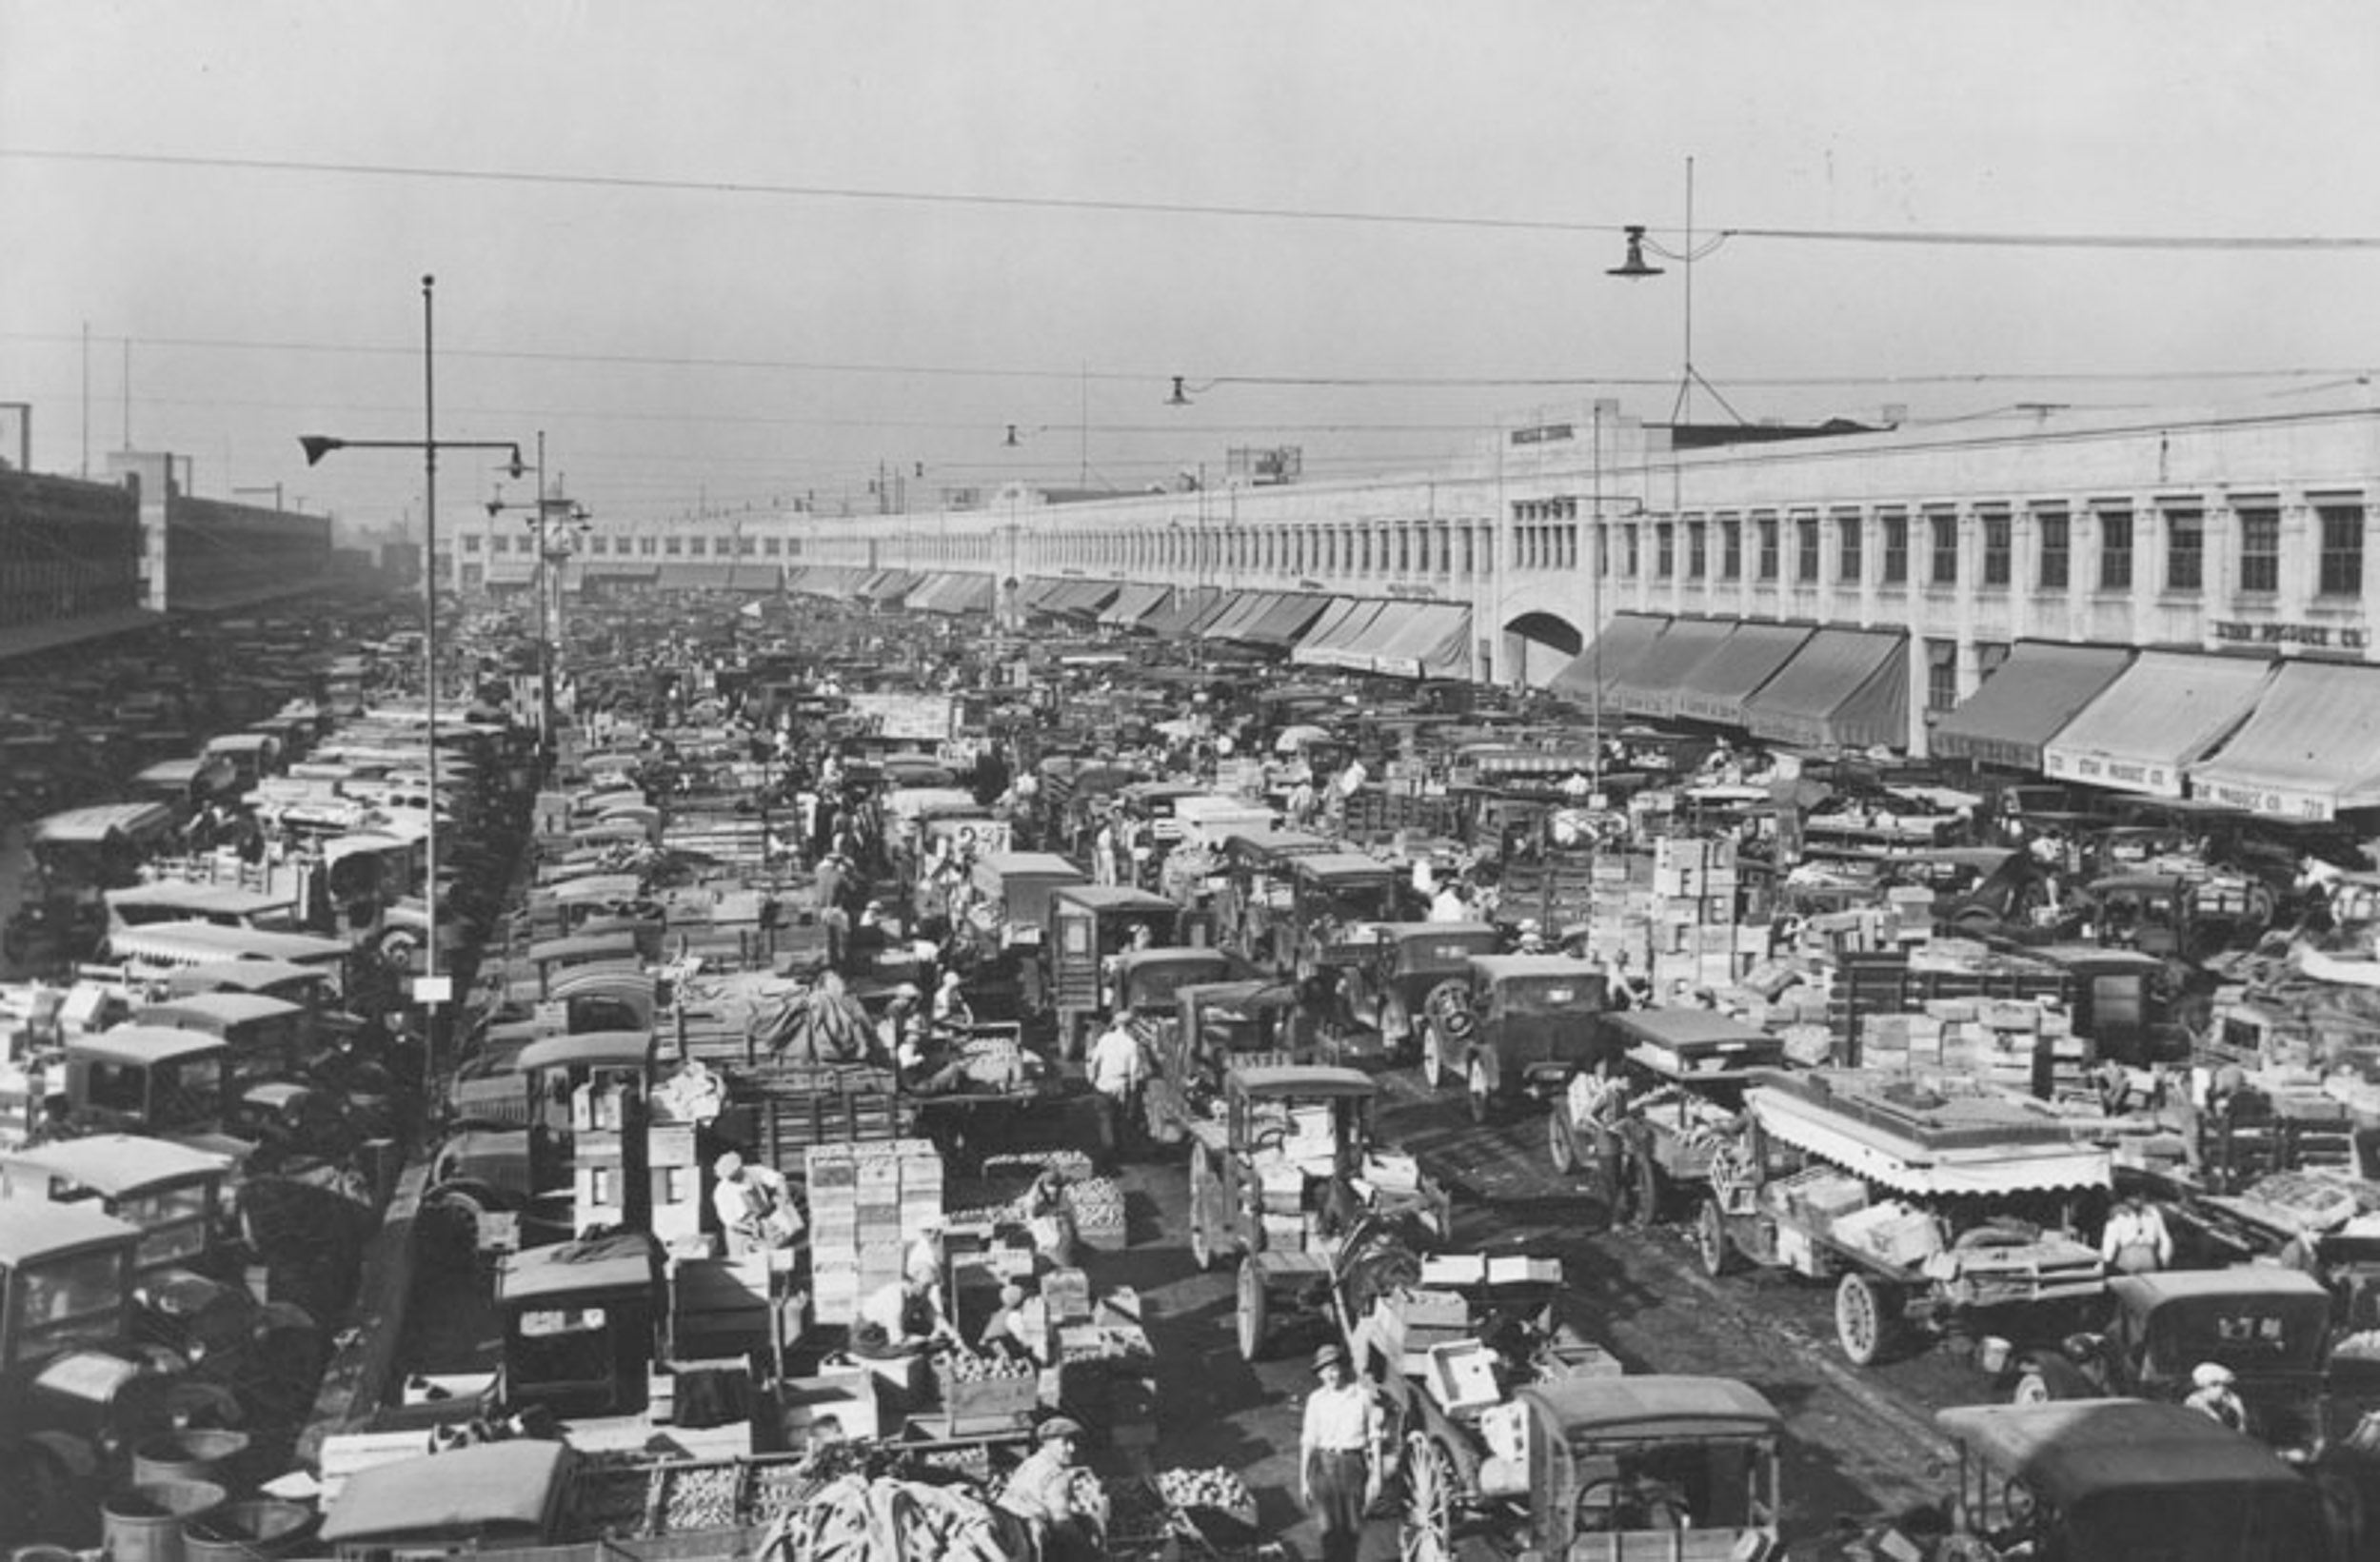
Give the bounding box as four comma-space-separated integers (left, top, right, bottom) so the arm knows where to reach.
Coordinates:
1647, 837, 1762, 996
804, 1138, 944, 1329
1577, 855, 1655, 970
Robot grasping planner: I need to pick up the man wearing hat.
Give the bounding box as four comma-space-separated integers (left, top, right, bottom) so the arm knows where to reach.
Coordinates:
711, 1151, 800, 1256
999, 1415, 1098, 1562
1300, 1342, 1385, 1562
2185, 1361, 2249, 1433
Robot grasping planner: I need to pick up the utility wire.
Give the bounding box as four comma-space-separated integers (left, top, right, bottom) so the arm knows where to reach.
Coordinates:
9, 147, 2380, 251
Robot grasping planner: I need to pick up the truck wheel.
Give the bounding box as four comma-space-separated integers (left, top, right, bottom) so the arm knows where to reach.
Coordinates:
1464, 1058, 1492, 1125
1835, 1272, 1898, 1366
1547, 1106, 1577, 1174
1628, 1155, 1664, 1230
1696, 1197, 1733, 1278
1235, 1257, 1269, 1361
1399, 1431, 1456, 1562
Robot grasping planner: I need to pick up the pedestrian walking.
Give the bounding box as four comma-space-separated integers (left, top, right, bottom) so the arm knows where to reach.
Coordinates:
1300, 1342, 1384, 1562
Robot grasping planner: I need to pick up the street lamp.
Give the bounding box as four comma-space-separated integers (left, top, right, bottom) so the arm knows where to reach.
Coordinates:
1607, 156, 1744, 427
298, 275, 525, 1058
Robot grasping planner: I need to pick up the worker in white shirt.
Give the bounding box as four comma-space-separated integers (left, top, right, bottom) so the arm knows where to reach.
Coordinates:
1088, 1008, 1149, 1173
710, 1152, 802, 1256
2100, 1191, 2173, 1275
1428, 880, 1471, 923
1300, 1342, 1385, 1562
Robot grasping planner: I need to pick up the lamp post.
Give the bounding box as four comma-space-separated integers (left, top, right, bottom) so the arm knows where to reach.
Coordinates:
300, 274, 524, 1059
1609, 155, 1744, 428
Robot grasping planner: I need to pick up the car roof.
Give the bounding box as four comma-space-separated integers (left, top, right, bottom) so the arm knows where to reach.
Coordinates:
1231, 1062, 1376, 1098
0, 1196, 143, 1265
1935, 1399, 2309, 1507
2107, 1268, 2331, 1312
4, 1133, 234, 1194
72, 1025, 229, 1063
1468, 953, 1604, 982
1522, 1374, 1781, 1444
319, 1439, 571, 1543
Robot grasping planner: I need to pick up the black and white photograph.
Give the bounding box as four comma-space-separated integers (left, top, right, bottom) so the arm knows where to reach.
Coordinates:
5, 3, 2380, 1558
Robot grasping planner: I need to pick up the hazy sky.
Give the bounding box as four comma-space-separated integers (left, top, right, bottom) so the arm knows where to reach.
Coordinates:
6, 0, 2379, 534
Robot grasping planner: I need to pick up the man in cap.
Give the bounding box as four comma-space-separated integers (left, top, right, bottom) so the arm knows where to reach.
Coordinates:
2184, 1361, 2249, 1433
1300, 1341, 1384, 1562
711, 1151, 800, 1256
999, 1415, 1099, 1562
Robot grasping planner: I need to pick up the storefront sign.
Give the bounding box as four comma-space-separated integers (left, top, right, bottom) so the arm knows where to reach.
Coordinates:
1509, 423, 1575, 445
2192, 779, 2336, 821
2210, 620, 2368, 651
2042, 749, 2179, 797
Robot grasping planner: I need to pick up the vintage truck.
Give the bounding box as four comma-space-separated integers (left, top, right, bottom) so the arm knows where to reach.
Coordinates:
1332, 920, 1503, 1064
1183, 1062, 1450, 1359
1547, 1006, 1784, 1225
1930, 1398, 2352, 1562
1696, 1069, 2109, 1366
1417, 954, 1615, 1124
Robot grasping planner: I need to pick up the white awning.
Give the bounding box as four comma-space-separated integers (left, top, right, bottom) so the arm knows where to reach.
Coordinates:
1751, 1086, 2112, 1198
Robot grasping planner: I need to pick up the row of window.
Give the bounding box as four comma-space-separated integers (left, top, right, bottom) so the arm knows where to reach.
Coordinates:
457, 531, 795, 558
1576, 499, 2364, 601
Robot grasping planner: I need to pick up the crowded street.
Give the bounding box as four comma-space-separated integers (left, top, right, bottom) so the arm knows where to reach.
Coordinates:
10, 10, 2380, 1562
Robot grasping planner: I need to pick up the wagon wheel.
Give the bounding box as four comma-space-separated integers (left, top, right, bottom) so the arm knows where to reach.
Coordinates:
1235, 1256, 1269, 1361
1546, 1103, 1577, 1174
1464, 1058, 1493, 1125
1627, 1154, 1665, 1230
1399, 1431, 1457, 1562
1696, 1197, 1734, 1278
1835, 1272, 1898, 1366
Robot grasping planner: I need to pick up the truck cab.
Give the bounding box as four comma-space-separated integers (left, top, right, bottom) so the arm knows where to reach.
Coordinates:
1420, 954, 1615, 1124
494, 1231, 664, 1420
1934, 1398, 2342, 1562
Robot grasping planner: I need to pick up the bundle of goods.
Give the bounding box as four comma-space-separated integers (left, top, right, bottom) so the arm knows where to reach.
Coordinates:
781, 1472, 1024, 1562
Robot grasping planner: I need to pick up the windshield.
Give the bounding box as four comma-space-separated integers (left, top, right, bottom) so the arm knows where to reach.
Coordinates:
1123, 963, 1225, 1013
10, 1247, 129, 1367
151, 1057, 227, 1131
1496, 977, 1601, 1015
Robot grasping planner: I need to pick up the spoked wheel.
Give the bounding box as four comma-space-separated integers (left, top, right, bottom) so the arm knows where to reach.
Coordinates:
1835, 1272, 1898, 1366
1547, 1105, 1577, 1174
1399, 1431, 1456, 1562
1696, 1197, 1733, 1277
2010, 1369, 2056, 1406
1235, 1256, 1269, 1362
1464, 1058, 1492, 1125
